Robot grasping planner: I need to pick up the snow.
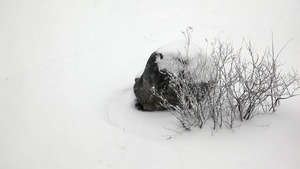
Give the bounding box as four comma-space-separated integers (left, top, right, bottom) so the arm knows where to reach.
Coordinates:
156, 40, 214, 82
1, 0, 300, 169
156, 40, 203, 61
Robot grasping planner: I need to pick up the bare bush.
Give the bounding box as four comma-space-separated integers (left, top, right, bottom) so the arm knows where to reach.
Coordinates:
152, 29, 300, 131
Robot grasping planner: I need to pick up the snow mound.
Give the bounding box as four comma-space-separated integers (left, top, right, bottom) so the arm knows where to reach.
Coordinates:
156, 40, 203, 60
155, 40, 214, 82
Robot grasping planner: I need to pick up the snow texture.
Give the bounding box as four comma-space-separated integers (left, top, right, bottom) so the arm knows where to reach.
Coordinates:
1, 0, 300, 169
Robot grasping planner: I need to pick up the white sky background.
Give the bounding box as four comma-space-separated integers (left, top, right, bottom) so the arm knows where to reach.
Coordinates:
0, 0, 300, 169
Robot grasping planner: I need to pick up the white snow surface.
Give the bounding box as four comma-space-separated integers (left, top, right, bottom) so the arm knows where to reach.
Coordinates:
1, 0, 300, 169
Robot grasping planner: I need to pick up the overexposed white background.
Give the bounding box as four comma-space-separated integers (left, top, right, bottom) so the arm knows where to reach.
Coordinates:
1, 0, 300, 168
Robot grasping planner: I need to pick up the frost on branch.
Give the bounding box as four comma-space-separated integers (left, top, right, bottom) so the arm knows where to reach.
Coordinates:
151, 29, 300, 131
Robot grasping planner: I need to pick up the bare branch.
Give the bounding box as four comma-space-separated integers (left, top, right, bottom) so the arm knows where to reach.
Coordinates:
151, 31, 300, 131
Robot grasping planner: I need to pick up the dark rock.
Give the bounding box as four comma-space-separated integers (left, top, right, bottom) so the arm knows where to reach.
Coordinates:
133, 52, 178, 111
133, 40, 215, 111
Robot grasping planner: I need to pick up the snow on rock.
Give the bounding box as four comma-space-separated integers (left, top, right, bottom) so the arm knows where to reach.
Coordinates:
156, 40, 203, 61
155, 40, 215, 82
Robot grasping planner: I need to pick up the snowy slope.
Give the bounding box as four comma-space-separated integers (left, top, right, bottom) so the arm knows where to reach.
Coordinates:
1, 0, 300, 169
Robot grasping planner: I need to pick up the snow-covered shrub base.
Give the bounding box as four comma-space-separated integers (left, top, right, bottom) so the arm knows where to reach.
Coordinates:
152, 32, 300, 131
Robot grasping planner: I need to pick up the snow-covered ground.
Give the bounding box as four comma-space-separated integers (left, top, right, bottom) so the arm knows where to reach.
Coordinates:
1, 0, 300, 168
